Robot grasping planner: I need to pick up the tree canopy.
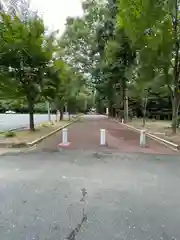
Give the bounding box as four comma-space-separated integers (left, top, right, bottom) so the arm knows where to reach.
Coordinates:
0, 7, 91, 130
1, 0, 180, 133
57, 0, 180, 132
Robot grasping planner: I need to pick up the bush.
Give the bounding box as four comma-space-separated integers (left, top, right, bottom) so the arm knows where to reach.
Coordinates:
4, 131, 16, 138
40, 123, 49, 127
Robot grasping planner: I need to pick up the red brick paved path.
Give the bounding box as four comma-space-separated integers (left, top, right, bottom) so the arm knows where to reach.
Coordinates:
36, 115, 177, 155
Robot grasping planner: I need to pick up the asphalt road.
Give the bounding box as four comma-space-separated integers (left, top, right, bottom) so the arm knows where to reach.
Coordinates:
0, 115, 179, 239
0, 150, 179, 240
0, 113, 56, 131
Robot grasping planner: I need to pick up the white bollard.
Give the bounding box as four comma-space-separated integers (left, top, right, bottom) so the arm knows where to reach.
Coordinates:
122, 118, 124, 124
59, 128, 71, 147
106, 108, 109, 115
100, 129, 106, 146
140, 130, 146, 147
62, 128, 68, 144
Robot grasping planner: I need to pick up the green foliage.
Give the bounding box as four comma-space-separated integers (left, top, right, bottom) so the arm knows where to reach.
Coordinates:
117, 0, 180, 132
39, 123, 49, 128
0, 12, 56, 130
42, 58, 87, 114
0, 5, 91, 129
4, 131, 16, 138
1, 0, 179, 133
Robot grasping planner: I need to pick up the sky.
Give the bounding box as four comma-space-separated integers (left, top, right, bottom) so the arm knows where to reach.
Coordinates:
30, 0, 83, 34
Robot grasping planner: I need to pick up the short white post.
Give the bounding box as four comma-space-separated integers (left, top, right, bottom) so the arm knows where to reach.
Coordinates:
122, 118, 124, 124
106, 108, 109, 115
140, 130, 146, 147
59, 128, 71, 147
100, 129, 106, 146
62, 128, 68, 145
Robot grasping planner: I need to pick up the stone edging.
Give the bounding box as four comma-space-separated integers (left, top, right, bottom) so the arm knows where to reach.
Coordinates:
27, 121, 75, 147
0, 117, 81, 148
112, 118, 179, 151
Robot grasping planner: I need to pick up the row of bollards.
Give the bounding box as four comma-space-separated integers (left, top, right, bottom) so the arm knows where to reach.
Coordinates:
59, 128, 107, 147
59, 127, 147, 148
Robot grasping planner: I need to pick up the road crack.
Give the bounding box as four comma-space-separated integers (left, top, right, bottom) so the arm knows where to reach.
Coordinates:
65, 188, 88, 240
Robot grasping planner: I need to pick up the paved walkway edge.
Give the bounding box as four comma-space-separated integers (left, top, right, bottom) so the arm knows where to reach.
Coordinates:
0, 117, 82, 149
112, 118, 179, 151
27, 116, 83, 147
27, 120, 77, 147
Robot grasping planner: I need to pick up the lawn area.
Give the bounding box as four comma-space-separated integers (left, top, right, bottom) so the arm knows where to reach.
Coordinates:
128, 118, 180, 146
0, 120, 71, 146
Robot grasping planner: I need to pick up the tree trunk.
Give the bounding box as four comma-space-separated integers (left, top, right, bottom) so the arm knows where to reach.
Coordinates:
124, 88, 128, 122
47, 101, 51, 122
59, 107, 64, 121
68, 112, 71, 121
108, 101, 113, 117
112, 108, 116, 117
172, 107, 177, 134
84, 99, 87, 112
28, 100, 35, 131
142, 96, 148, 127
171, 96, 179, 134
166, 80, 180, 134
171, 0, 180, 134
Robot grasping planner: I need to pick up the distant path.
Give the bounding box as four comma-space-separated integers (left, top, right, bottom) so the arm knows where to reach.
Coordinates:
36, 114, 177, 155
0, 114, 56, 131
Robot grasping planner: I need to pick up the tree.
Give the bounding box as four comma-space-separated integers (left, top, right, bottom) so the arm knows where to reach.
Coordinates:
43, 59, 85, 120
90, 0, 136, 120
57, 0, 108, 116
117, 0, 180, 133
59, 0, 106, 75
104, 28, 136, 120
0, 13, 54, 130
59, 0, 136, 120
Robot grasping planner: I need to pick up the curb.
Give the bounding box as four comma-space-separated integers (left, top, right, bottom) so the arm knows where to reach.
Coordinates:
112, 118, 179, 151
0, 117, 81, 149
27, 120, 75, 147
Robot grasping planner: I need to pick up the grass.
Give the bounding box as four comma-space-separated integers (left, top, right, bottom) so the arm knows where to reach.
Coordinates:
128, 118, 180, 146
4, 131, 16, 138
128, 119, 171, 133
0, 120, 70, 144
